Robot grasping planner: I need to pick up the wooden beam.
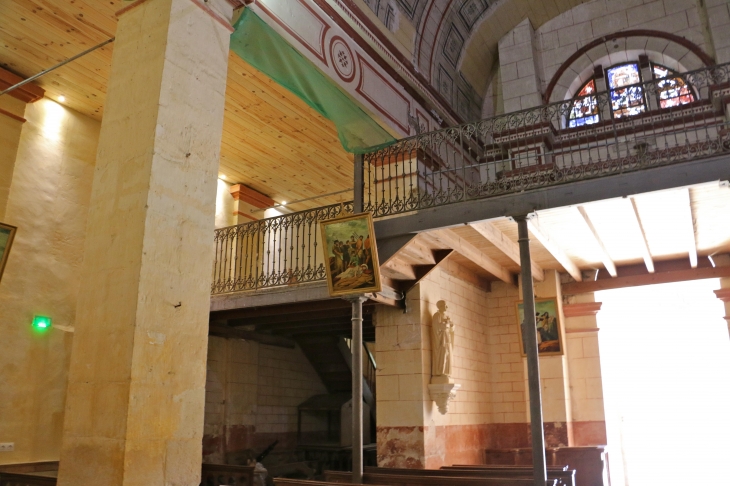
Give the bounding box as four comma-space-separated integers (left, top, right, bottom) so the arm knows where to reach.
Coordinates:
526, 217, 582, 282
679, 188, 698, 268
209, 325, 296, 348
469, 221, 545, 281
626, 197, 654, 273
428, 229, 514, 284
576, 206, 617, 277
381, 258, 418, 280
561, 257, 729, 294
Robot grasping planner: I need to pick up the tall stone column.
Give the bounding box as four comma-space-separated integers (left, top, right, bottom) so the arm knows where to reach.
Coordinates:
562, 295, 607, 446
520, 270, 573, 447
0, 97, 24, 220
57, 0, 233, 484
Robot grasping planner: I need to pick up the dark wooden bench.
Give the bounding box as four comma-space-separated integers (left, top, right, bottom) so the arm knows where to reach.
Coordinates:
275, 480, 389, 486
200, 463, 255, 486
324, 470, 558, 486
438, 466, 576, 486
0, 472, 57, 486
484, 447, 608, 486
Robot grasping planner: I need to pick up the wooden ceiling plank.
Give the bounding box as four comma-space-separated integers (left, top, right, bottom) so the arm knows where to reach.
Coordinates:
468, 220, 545, 281
679, 188, 699, 268
576, 206, 617, 277
526, 217, 582, 282
427, 229, 513, 284
626, 197, 655, 273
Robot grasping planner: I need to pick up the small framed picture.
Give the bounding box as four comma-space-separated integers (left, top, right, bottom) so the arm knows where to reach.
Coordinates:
0, 222, 17, 283
320, 212, 381, 297
516, 298, 564, 356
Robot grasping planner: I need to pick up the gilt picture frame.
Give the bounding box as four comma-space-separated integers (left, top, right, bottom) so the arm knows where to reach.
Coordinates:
0, 222, 17, 283
320, 212, 381, 297
516, 298, 564, 357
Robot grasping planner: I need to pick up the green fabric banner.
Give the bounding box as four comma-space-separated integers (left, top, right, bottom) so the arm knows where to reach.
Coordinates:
230, 9, 396, 154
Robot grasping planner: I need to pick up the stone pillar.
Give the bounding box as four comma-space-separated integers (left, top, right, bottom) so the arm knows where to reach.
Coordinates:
521, 270, 573, 447
57, 0, 233, 484
498, 18, 543, 112
562, 295, 607, 446
229, 184, 275, 224
0, 97, 25, 220
374, 290, 430, 469
705, 0, 730, 63
0, 69, 45, 219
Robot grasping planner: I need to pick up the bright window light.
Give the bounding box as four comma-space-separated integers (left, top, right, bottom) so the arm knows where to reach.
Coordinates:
597, 279, 730, 486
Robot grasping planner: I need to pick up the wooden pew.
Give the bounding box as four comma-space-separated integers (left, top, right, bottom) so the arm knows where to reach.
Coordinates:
324, 470, 558, 486
0, 472, 57, 486
275, 480, 388, 486
200, 463, 255, 486
439, 466, 576, 486
484, 446, 609, 486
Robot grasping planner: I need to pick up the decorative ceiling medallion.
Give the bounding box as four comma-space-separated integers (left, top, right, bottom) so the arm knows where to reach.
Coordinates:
330, 36, 356, 82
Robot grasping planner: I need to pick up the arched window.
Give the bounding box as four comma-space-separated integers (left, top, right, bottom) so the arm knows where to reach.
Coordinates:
567, 80, 599, 128
606, 63, 646, 118
566, 61, 695, 128
653, 64, 695, 108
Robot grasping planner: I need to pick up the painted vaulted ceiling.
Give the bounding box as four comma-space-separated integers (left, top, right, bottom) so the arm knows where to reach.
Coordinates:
357, 0, 589, 121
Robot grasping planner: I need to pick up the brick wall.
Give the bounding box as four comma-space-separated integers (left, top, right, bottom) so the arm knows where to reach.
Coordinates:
203, 337, 327, 463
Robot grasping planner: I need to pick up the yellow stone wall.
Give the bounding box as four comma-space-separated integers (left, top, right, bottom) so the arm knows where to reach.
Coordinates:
0, 98, 100, 464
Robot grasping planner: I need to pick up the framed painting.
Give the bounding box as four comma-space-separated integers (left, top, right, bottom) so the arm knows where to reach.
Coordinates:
320, 212, 381, 297
0, 222, 17, 283
516, 298, 563, 356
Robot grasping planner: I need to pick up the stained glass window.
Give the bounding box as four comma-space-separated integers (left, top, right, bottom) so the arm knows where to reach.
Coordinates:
607, 63, 646, 118
653, 64, 694, 108
568, 80, 600, 128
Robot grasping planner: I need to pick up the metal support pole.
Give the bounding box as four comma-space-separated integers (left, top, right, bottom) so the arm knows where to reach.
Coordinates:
348, 295, 367, 483
515, 215, 547, 486
354, 154, 364, 213
0, 38, 115, 98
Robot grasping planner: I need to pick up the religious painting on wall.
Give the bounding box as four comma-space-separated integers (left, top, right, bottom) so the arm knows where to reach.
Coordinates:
320, 212, 381, 297
515, 298, 564, 356
0, 223, 17, 283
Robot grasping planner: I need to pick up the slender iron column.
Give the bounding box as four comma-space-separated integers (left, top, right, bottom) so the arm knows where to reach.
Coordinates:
515, 215, 547, 486
348, 295, 367, 483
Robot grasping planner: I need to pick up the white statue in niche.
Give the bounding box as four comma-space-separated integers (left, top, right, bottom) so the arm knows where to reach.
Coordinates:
431, 300, 454, 381
428, 300, 461, 414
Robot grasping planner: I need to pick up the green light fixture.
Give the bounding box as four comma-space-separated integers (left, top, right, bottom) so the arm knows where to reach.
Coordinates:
32, 315, 52, 332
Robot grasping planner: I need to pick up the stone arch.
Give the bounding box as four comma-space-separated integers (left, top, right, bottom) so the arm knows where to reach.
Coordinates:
544, 30, 715, 104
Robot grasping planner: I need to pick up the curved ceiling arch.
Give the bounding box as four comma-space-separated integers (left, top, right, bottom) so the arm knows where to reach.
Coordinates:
410, 0, 589, 121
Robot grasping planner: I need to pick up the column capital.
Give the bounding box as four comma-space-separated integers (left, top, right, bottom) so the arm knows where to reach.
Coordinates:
713, 288, 730, 303
563, 302, 602, 318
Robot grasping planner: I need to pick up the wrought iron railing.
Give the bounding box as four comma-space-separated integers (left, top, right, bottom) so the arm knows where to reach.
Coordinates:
212, 63, 730, 296
212, 202, 353, 294
360, 62, 730, 218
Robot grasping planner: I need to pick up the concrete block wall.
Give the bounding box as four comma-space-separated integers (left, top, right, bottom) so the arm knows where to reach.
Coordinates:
203, 337, 327, 463
534, 0, 715, 100
499, 18, 544, 113
706, 0, 730, 63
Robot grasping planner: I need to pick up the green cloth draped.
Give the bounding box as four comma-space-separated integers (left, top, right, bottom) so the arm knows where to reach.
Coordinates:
230, 9, 396, 154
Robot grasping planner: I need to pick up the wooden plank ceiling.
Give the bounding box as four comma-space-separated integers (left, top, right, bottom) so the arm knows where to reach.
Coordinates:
438, 182, 730, 286
0, 0, 352, 209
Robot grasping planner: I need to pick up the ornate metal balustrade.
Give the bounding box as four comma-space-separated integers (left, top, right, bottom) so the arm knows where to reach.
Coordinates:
212, 202, 353, 294
212, 63, 730, 296
360, 62, 730, 218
